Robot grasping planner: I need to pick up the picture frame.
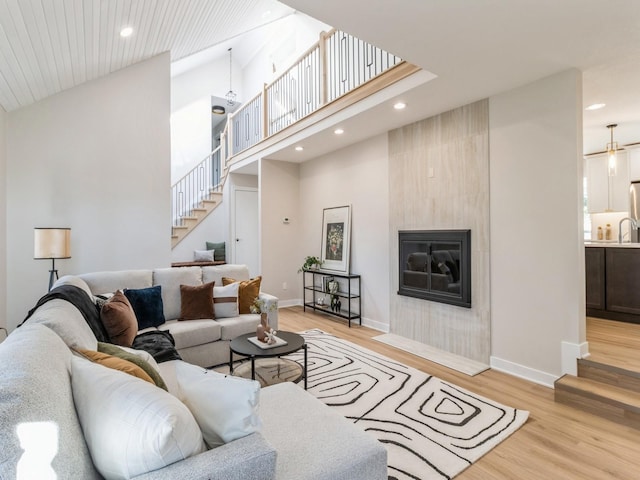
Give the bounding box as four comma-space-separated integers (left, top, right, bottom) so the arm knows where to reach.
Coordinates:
321, 205, 351, 274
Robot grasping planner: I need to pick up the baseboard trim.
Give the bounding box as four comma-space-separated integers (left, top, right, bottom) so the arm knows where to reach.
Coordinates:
490, 356, 558, 388
277, 299, 301, 309
362, 317, 389, 333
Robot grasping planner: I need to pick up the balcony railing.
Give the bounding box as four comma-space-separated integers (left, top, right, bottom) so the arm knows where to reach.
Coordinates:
172, 29, 402, 231
228, 28, 402, 156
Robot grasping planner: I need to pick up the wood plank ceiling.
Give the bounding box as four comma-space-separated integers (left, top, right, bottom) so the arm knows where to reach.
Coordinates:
0, 0, 292, 112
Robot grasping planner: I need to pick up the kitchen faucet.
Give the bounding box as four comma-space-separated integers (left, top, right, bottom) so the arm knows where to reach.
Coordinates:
618, 217, 638, 243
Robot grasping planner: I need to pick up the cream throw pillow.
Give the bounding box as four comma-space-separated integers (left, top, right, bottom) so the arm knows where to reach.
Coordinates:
173, 361, 262, 448
213, 282, 239, 318
70, 356, 206, 479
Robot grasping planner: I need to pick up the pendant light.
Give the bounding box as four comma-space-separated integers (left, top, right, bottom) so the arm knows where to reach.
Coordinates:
606, 124, 618, 177
225, 48, 236, 106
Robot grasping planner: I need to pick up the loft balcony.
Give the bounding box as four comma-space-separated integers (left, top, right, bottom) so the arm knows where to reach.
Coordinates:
171, 29, 428, 246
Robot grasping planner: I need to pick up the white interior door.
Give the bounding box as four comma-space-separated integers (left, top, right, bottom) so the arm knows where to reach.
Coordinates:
233, 188, 259, 276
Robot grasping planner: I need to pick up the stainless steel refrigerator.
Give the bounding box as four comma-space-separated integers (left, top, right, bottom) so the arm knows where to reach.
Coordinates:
630, 181, 640, 242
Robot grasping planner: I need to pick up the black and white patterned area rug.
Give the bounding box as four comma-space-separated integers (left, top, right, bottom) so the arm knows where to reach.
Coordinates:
285, 330, 529, 480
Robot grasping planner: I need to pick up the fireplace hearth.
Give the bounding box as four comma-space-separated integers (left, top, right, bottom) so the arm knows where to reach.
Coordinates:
398, 230, 471, 308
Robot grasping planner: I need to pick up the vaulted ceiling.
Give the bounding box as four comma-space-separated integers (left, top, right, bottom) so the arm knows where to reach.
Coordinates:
0, 0, 292, 112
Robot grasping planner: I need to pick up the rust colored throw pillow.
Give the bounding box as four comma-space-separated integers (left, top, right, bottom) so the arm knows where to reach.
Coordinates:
222, 276, 262, 314
75, 349, 155, 385
179, 281, 215, 320
100, 290, 138, 347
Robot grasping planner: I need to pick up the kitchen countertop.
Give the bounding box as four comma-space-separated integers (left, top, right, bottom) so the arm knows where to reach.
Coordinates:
585, 241, 640, 248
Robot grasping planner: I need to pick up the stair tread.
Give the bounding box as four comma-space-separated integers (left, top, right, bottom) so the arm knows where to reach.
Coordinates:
556, 374, 640, 411
580, 355, 640, 378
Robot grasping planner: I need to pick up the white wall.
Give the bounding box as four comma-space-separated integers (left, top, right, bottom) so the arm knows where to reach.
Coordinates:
489, 69, 585, 386
297, 134, 390, 330
171, 56, 243, 183
0, 107, 6, 330
241, 13, 330, 97
260, 159, 301, 306
6, 53, 171, 331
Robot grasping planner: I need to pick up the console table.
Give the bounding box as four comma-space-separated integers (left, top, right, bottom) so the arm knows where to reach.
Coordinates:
302, 270, 361, 327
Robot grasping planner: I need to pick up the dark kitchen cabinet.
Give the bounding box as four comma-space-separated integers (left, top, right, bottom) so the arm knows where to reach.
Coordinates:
585, 247, 605, 310
586, 246, 640, 323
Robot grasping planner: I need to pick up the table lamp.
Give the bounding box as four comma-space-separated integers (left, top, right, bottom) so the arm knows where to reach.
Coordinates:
34, 228, 71, 291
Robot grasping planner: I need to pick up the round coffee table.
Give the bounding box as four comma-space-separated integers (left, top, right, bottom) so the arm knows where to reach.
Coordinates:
229, 331, 307, 389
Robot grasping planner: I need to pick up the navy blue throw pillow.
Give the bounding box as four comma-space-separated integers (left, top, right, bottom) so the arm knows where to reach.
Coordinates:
124, 285, 165, 330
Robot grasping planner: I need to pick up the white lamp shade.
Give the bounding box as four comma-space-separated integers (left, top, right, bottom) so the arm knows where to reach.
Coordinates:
34, 228, 71, 259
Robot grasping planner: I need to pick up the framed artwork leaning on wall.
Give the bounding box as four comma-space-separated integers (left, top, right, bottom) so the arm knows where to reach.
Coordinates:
321, 205, 351, 274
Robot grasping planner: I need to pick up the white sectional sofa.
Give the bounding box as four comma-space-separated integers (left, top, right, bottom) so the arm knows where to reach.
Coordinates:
59, 264, 278, 368
0, 265, 388, 480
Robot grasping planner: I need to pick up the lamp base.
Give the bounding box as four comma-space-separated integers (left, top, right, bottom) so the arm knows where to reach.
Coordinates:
48, 269, 59, 292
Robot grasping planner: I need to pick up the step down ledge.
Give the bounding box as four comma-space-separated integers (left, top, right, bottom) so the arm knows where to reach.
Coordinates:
580, 356, 640, 377
579, 357, 640, 379
555, 375, 640, 414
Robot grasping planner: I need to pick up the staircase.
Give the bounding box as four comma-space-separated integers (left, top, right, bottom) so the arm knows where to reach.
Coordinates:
171, 138, 228, 248
554, 346, 640, 429
170, 29, 409, 247
171, 191, 223, 248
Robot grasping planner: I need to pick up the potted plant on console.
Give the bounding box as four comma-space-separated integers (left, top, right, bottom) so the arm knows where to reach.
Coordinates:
297, 256, 323, 273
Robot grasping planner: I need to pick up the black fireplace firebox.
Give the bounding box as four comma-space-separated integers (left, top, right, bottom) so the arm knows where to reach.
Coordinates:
398, 230, 471, 308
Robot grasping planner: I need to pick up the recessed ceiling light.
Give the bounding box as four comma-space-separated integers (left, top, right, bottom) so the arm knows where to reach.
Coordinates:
120, 26, 133, 38
585, 103, 605, 111
295, 146, 304, 151
334, 128, 344, 135
393, 102, 406, 110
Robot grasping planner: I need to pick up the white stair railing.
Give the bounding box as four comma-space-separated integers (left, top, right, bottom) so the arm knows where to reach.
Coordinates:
172, 129, 228, 228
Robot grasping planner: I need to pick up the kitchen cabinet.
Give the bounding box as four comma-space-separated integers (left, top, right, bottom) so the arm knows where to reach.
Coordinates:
585, 151, 629, 213
585, 245, 640, 323
628, 146, 640, 182
585, 247, 605, 310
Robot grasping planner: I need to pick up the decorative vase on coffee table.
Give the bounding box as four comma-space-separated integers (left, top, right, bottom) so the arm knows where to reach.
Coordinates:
256, 313, 271, 342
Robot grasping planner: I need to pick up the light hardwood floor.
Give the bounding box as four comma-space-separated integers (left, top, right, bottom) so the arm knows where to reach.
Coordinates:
279, 307, 640, 480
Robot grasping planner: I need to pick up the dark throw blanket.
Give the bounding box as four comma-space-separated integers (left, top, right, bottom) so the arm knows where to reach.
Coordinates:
132, 330, 182, 363
22, 284, 181, 364
21, 284, 110, 343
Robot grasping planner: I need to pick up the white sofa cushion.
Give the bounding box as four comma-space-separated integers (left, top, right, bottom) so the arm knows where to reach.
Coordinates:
0, 324, 101, 479
71, 355, 206, 479
159, 319, 222, 349
153, 267, 203, 320
202, 264, 250, 285
173, 361, 262, 449
80, 269, 153, 296
216, 314, 261, 341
